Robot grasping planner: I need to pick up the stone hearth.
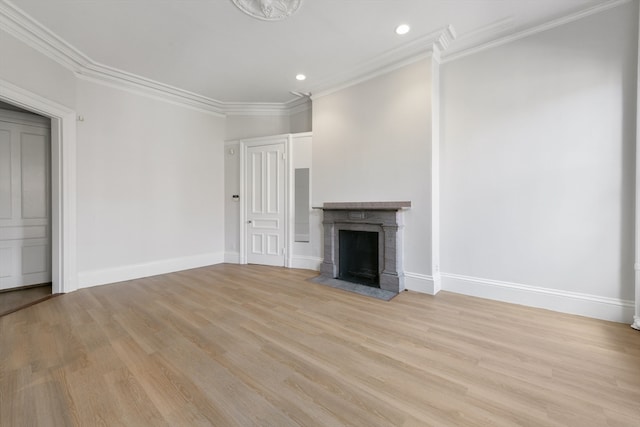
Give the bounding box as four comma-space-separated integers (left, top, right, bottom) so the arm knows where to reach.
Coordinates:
317, 202, 410, 293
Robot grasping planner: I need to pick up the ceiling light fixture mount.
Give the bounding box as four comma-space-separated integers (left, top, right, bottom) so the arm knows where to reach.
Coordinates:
231, 0, 302, 21
395, 24, 411, 35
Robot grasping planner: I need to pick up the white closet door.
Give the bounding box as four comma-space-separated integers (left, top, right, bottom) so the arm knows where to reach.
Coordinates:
246, 142, 286, 267
0, 111, 51, 290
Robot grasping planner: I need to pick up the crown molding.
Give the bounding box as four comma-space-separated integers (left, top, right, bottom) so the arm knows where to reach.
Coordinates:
0, 0, 306, 117
0, 0, 226, 115
442, 0, 632, 63
77, 64, 227, 117
311, 25, 456, 100
0, 0, 87, 71
2, 0, 629, 112
455, 16, 515, 44
223, 96, 310, 116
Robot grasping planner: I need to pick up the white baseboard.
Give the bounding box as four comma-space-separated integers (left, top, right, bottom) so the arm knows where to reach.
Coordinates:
405, 272, 438, 295
77, 252, 225, 289
223, 252, 321, 270
290, 256, 322, 271
441, 272, 634, 323
224, 251, 240, 264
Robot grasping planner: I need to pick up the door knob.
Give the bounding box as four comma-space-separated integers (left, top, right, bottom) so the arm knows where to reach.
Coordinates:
247, 220, 252, 224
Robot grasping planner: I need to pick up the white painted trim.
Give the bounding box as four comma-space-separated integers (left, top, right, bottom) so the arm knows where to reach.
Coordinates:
405, 272, 437, 295
454, 16, 514, 44
77, 252, 224, 289
442, 0, 632, 63
634, 3, 640, 331
431, 48, 442, 296
311, 26, 456, 100
239, 142, 247, 264
291, 256, 322, 271
290, 131, 313, 139
0, 1, 307, 117
224, 98, 311, 117
0, 0, 87, 71
286, 134, 294, 268
2, 0, 626, 114
0, 78, 77, 294
75, 74, 225, 118
0, 108, 51, 127
441, 273, 634, 323
224, 252, 240, 264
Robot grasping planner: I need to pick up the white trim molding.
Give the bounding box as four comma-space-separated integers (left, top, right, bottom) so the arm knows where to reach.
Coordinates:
634, 4, 640, 331
290, 256, 322, 271
0, 78, 77, 294
431, 47, 442, 296
2, 0, 629, 114
441, 273, 634, 323
405, 272, 438, 295
224, 252, 241, 264
77, 252, 225, 289
443, 0, 632, 63
0, 0, 308, 117
311, 26, 456, 100
224, 98, 311, 117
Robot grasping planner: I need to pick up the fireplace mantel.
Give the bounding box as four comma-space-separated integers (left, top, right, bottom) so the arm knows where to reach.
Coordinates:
315, 201, 411, 211
317, 201, 410, 294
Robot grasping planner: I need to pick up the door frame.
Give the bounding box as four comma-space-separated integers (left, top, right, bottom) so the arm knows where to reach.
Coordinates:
239, 134, 293, 267
0, 79, 77, 294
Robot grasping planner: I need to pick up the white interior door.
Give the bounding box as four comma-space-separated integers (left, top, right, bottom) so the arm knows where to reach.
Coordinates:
0, 111, 51, 290
246, 142, 286, 266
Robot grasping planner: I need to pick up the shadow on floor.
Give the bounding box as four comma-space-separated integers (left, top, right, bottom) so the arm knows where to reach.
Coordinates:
0, 284, 54, 317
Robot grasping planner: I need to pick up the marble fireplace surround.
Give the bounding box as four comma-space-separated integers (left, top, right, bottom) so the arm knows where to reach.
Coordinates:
317, 202, 411, 293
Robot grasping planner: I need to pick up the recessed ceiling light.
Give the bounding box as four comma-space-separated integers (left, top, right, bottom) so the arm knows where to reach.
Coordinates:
395, 24, 410, 35
296, 74, 306, 81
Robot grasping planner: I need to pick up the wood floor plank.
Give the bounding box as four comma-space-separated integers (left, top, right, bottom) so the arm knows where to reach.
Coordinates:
1, 264, 639, 426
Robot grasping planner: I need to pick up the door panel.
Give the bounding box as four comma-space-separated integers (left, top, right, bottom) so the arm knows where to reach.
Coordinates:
0, 130, 11, 220
21, 132, 48, 219
0, 115, 51, 290
246, 143, 285, 266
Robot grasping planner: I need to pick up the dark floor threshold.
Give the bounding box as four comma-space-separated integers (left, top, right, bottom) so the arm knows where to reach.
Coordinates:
0, 293, 60, 317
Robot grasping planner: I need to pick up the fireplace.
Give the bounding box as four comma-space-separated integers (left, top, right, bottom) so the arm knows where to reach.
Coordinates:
339, 230, 379, 286
318, 202, 410, 294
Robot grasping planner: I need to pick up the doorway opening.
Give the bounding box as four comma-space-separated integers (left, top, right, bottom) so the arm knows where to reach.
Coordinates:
0, 101, 53, 312
0, 78, 77, 294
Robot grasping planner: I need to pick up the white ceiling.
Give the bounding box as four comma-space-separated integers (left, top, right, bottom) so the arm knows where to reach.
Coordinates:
5, 0, 613, 104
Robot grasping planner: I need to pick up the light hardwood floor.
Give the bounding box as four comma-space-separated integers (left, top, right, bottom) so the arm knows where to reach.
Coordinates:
1, 264, 639, 426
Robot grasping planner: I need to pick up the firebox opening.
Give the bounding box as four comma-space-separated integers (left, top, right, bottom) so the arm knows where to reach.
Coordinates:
339, 230, 379, 287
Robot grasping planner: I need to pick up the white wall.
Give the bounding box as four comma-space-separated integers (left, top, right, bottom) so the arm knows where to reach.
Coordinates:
224, 141, 242, 261
290, 107, 312, 134
440, 1, 638, 320
1, 27, 229, 289
0, 29, 76, 108
225, 115, 291, 141
312, 59, 435, 286
75, 79, 226, 286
